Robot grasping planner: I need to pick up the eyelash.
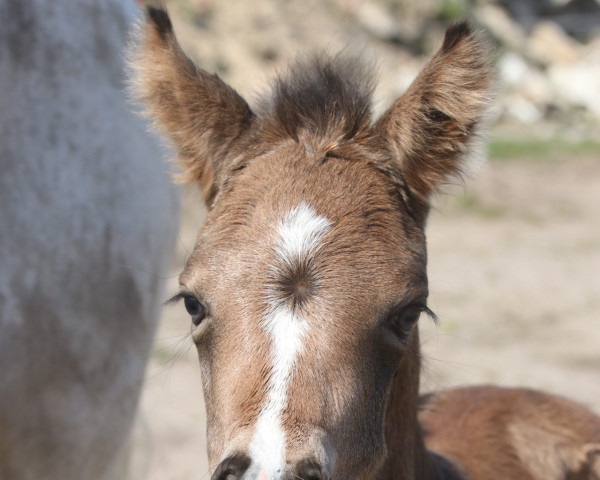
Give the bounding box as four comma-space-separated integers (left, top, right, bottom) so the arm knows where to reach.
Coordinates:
385, 302, 438, 340
164, 291, 193, 306
164, 291, 209, 326
164, 294, 437, 331
414, 304, 438, 323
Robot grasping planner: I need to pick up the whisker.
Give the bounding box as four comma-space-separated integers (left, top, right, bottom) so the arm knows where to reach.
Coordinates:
197, 466, 212, 480
145, 330, 194, 382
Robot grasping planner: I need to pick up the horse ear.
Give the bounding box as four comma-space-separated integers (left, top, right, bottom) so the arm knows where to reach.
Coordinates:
130, 7, 254, 206
374, 22, 493, 206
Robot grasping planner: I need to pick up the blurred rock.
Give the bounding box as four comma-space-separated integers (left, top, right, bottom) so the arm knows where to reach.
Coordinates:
164, 0, 600, 129
500, 0, 600, 40
582, 34, 600, 61
500, 53, 553, 106
549, 0, 600, 40
475, 3, 528, 51
500, 52, 530, 87
499, 0, 562, 31
549, 61, 600, 117
504, 94, 543, 124
527, 21, 581, 65
356, 2, 400, 41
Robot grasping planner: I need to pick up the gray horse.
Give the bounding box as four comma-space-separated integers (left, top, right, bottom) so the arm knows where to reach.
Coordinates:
0, 1, 178, 479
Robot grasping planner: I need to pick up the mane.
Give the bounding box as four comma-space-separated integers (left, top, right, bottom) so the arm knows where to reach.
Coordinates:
257, 54, 376, 143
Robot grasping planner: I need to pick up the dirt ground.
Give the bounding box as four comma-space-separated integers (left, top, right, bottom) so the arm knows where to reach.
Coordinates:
128, 152, 600, 480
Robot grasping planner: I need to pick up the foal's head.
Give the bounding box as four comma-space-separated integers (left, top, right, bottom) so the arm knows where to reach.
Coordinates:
133, 7, 492, 479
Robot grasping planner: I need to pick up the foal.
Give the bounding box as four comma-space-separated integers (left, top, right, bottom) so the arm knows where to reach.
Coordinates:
132, 7, 600, 480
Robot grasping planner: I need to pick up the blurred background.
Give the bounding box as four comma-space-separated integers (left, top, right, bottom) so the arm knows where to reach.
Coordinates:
124, 0, 600, 478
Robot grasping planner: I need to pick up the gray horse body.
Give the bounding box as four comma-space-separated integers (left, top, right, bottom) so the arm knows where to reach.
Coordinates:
0, 1, 178, 478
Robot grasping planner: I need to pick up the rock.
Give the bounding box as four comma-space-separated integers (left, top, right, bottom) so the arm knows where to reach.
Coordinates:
500, 52, 529, 87
503, 94, 544, 123
500, 0, 600, 40
549, 0, 600, 40
548, 61, 600, 118
356, 2, 400, 41
527, 21, 581, 65
500, 53, 554, 112
498, 0, 551, 31
475, 3, 528, 52
519, 69, 555, 107
582, 34, 600, 62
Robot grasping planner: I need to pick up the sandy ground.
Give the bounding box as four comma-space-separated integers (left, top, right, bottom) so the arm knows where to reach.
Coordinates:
129, 152, 600, 480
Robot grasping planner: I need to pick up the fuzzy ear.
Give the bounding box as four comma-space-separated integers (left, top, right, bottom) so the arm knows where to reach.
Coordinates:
130, 7, 254, 205
374, 22, 493, 207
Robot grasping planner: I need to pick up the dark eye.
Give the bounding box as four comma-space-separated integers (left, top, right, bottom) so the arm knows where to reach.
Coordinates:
387, 303, 434, 344
390, 309, 421, 339
184, 296, 207, 326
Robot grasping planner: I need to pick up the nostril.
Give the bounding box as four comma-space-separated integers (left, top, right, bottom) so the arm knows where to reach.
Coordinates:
211, 454, 251, 480
295, 459, 329, 480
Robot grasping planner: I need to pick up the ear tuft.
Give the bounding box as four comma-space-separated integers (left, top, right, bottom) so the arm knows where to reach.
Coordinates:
374, 22, 494, 213
145, 6, 173, 40
440, 21, 472, 53
129, 7, 254, 207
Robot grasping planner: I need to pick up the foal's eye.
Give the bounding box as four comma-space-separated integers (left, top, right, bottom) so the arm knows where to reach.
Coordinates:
387, 303, 435, 343
391, 308, 421, 337
184, 296, 207, 326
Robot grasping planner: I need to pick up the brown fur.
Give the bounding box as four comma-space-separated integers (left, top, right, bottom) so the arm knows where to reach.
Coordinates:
378, 329, 443, 480
130, 6, 254, 205
131, 7, 600, 480
132, 9, 491, 218
256, 53, 375, 145
374, 22, 493, 215
418, 386, 600, 480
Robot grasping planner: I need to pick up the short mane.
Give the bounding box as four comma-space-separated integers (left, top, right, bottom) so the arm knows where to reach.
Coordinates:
257, 54, 376, 143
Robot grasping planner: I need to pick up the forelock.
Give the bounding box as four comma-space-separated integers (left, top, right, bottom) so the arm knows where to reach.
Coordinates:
256, 53, 376, 144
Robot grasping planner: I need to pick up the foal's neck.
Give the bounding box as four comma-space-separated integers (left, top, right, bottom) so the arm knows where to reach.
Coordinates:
378, 328, 441, 480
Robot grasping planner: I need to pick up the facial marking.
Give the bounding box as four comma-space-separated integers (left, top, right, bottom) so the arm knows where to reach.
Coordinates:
275, 202, 332, 265
248, 203, 332, 476
268, 202, 332, 310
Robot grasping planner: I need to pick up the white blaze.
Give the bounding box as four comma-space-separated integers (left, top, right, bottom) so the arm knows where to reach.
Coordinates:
275, 202, 333, 267
248, 202, 332, 477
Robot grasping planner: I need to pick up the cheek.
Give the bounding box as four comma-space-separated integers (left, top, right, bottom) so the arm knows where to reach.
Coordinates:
327, 368, 394, 477
196, 335, 218, 422
336, 339, 401, 466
